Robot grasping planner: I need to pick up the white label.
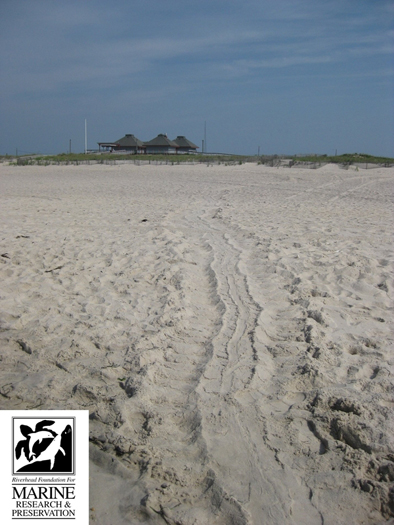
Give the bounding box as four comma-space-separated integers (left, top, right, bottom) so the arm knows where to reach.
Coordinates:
0, 410, 89, 524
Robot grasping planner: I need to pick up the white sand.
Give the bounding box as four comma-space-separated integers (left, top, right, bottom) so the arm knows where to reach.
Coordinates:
0, 162, 393, 524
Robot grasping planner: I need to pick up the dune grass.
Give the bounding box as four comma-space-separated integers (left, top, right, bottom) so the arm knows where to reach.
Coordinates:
292, 153, 394, 165
3, 152, 393, 166
8, 152, 254, 166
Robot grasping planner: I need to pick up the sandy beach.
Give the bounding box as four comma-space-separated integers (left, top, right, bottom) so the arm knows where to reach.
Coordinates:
0, 162, 393, 524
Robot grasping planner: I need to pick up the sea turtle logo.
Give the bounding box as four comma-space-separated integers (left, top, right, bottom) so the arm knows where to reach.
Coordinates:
14, 418, 73, 474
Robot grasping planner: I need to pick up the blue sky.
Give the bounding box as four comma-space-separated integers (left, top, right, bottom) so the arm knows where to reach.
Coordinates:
0, 0, 393, 156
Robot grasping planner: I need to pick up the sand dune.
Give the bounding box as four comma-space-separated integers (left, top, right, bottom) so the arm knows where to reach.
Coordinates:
0, 163, 393, 524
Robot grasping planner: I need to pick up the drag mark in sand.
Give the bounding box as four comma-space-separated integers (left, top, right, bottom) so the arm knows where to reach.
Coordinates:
180, 206, 321, 523
201, 227, 260, 395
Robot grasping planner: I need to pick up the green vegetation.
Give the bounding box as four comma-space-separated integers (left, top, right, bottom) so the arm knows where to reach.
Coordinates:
6, 152, 257, 166
3, 152, 393, 166
292, 153, 394, 165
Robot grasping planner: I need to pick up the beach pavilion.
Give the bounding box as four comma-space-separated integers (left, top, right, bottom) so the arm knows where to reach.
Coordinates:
98, 134, 146, 153
98, 133, 199, 154
144, 134, 179, 154
172, 136, 199, 153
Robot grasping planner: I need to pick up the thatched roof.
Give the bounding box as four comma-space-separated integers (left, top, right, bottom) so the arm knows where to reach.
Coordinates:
99, 133, 198, 151
173, 136, 198, 149
144, 134, 178, 148
115, 134, 145, 148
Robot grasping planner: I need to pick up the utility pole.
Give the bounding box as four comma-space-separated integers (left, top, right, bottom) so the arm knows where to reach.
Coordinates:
85, 119, 87, 154
204, 121, 207, 154
69, 139, 71, 155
